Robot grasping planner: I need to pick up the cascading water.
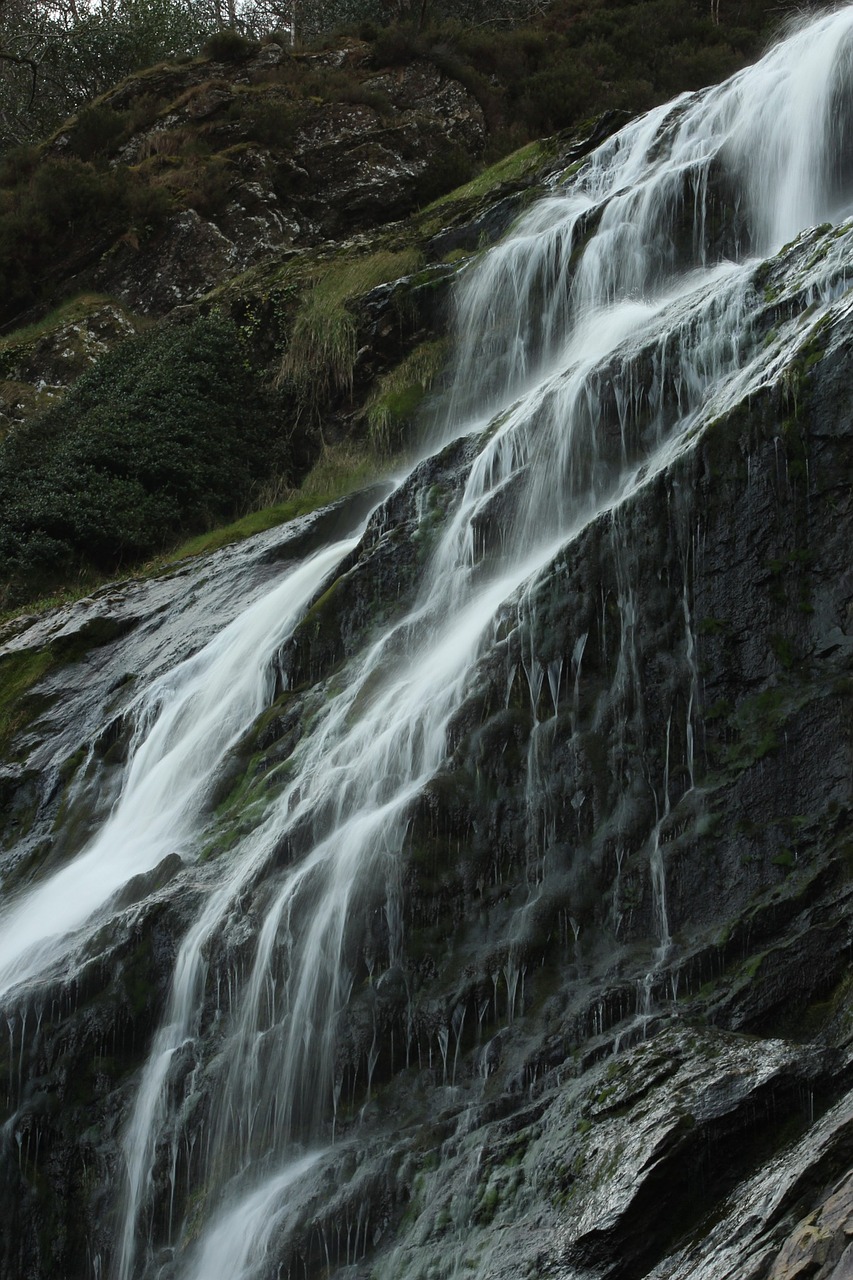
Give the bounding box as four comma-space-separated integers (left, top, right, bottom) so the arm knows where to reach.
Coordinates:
0, 537, 362, 999
3, 8, 853, 1279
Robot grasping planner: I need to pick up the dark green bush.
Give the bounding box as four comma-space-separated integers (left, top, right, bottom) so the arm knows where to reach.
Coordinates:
228, 95, 303, 146
29, 157, 118, 230
183, 154, 233, 213
0, 313, 285, 605
414, 142, 474, 204
125, 179, 175, 231
363, 1, 773, 150
0, 157, 131, 319
370, 25, 425, 67
0, 145, 40, 187
124, 91, 170, 134
67, 104, 130, 161
260, 29, 290, 46
520, 58, 602, 133
203, 28, 259, 62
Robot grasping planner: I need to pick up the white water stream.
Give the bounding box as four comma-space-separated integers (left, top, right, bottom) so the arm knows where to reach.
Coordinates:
0, 538, 360, 1000
3, 8, 853, 1279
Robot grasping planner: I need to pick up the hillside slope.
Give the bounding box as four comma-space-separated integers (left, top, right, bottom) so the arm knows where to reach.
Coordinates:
0, 0, 786, 609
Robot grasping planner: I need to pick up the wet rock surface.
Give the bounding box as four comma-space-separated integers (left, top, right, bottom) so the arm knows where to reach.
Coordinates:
0, 123, 852, 1280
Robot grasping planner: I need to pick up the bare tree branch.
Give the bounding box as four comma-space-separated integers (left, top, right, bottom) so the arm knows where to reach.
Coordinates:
0, 47, 38, 109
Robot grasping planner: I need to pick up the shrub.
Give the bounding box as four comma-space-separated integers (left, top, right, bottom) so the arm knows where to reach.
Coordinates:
228, 95, 303, 146
520, 58, 601, 133
0, 145, 40, 186
0, 313, 285, 605
371, 25, 425, 67
125, 180, 175, 232
30, 156, 119, 229
0, 157, 130, 319
259, 29, 291, 48
124, 92, 169, 134
182, 153, 233, 213
203, 28, 259, 63
414, 141, 475, 205
67, 103, 130, 161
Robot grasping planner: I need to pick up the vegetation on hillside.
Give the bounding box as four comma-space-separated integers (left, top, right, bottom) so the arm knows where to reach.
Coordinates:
0, 313, 284, 607
0, 0, 789, 328
0, 0, 803, 610
0, 1, 582, 149
364, 0, 780, 150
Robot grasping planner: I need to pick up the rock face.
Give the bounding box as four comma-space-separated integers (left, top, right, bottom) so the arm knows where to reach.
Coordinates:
0, 300, 142, 436
77, 40, 486, 318
1, 24, 852, 1280
0, 36, 492, 437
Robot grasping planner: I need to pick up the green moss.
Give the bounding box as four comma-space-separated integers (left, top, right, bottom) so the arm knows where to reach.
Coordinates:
721, 683, 808, 774
703, 698, 732, 722
296, 573, 344, 637
183, 1183, 212, 1244
765, 549, 814, 575
474, 1182, 501, 1225
421, 141, 544, 216
0, 647, 54, 753
769, 633, 797, 671
697, 616, 729, 636
366, 338, 449, 454
782, 313, 832, 409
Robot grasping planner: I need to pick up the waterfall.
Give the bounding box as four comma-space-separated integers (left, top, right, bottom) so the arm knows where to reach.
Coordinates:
0, 538, 362, 1001
3, 7, 853, 1278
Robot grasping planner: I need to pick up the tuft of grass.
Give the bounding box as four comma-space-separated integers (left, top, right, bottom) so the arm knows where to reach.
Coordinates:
277, 248, 423, 412
147, 493, 330, 564
0, 294, 125, 353
145, 439, 389, 570
298, 439, 383, 502
366, 337, 449, 454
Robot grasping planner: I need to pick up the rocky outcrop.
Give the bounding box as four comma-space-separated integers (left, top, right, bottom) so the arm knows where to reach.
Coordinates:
67, 39, 486, 318
0, 35, 495, 443
0, 299, 142, 436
